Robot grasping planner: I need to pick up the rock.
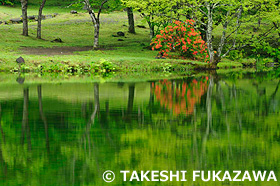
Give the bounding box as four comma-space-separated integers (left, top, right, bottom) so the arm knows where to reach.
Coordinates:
53, 13, 59, 17
118, 39, 124, 41
155, 56, 166, 59
117, 31, 125, 37
45, 15, 53, 19
16, 57, 25, 65
40, 15, 46, 20
0, 21, 6, 25
52, 38, 63, 43
27, 15, 36, 20
137, 25, 146, 29
10, 18, 22, 23
70, 10, 78, 14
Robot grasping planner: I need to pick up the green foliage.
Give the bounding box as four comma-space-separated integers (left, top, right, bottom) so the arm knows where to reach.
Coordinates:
69, 0, 123, 11
123, 0, 280, 63
90, 59, 116, 73
228, 50, 244, 61
0, 0, 15, 5
251, 40, 280, 62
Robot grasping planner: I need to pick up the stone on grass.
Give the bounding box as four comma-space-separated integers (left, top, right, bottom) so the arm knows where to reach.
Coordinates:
10, 18, 22, 24
52, 38, 63, 43
137, 25, 146, 29
27, 15, 36, 20
70, 10, 78, 14
117, 31, 125, 37
16, 57, 25, 65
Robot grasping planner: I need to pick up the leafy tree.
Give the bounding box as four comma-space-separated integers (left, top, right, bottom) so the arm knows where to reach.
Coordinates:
123, 0, 279, 66
187, 0, 279, 66
121, 0, 177, 40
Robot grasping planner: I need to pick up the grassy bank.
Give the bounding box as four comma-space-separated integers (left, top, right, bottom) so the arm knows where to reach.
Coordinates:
0, 5, 245, 73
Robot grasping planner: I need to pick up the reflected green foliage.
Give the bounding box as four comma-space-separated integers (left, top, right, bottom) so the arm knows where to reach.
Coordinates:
0, 72, 279, 185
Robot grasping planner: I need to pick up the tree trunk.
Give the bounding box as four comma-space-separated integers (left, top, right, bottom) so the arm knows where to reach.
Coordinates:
37, 0, 47, 39
21, 0, 28, 36
94, 22, 100, 49
147, 21, 155, 40
127, 7, 135, 34
217, 10, 230, 57
206, 2, 214, 63
84, 0, 108, 50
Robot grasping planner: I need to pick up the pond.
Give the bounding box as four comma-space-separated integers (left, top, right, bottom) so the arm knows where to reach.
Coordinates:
0, 72, 279, 186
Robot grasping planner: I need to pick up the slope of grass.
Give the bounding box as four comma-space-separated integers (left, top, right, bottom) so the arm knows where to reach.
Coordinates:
0, 5, 243, 73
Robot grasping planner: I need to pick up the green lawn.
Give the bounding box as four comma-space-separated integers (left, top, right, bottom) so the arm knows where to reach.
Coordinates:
0, 5, 243, 72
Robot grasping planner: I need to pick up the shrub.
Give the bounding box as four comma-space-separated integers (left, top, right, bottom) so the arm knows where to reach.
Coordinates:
0, 0, 14, 5
151, 20, 209, 62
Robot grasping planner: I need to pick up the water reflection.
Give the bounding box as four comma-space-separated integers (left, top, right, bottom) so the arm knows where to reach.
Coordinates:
152, 77, 209, 116
0, 73, 280, 185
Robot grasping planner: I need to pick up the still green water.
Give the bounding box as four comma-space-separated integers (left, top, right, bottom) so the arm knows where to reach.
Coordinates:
0, 72, 279, 186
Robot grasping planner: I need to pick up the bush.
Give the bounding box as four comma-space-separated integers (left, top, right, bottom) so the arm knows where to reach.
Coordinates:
151, 20, 209, 62
0, 0, 15, 5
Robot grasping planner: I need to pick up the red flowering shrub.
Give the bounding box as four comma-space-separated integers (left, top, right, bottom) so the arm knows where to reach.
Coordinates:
151, 20, 209, 62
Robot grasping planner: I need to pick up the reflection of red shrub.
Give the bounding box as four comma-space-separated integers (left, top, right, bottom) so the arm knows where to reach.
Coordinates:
153, 78, 209, 116
151, 20, 209, 62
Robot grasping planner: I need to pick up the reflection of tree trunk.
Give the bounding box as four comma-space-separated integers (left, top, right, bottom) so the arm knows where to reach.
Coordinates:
127, 84, 135, 116
94, 83, 100, 118
232, 84, 242, 130
0, 104, 5, 143
206, 77, 213, 134
105, 100, 109, 118
148, 82, 154, 122
85, 83, 100, 144
201, 77, 214, 167
217, 82, 232, 160
269, 80, 280, 112
0, 104, 7, 176
21, 88, 29, 146
82, 83, 100, 173
72, 155, 75, 186
271, 80, 280, 99
38, 85, 50, 154
192, 105, 200, 169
